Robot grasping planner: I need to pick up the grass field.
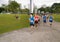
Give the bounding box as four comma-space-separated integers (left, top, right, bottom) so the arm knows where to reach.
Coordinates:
0, 14, 60, 34
0, 14, 29, 34
53, 14, 60, 22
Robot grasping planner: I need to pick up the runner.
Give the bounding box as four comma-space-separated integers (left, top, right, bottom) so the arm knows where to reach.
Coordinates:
34, 14, 39, 27
49, 14, 53, 27
42, 14, 47, 26
15, 14, 19, 20
29, 14, 34, 29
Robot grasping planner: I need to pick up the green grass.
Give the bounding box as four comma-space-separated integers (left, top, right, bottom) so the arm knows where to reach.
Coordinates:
53, 14, 60, 22
0, 14, 29, 34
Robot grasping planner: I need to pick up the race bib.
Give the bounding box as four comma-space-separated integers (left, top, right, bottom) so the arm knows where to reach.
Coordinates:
30, 20, 33, 22
50, 19, 52, 20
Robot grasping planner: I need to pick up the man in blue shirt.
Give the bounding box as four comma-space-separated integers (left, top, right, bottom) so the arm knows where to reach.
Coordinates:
49, 14, 53, 26
43, 14, 47, 23
29, 14, 34, 28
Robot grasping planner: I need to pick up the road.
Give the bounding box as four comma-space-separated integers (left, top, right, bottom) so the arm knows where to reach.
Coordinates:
0, 21, 60, 42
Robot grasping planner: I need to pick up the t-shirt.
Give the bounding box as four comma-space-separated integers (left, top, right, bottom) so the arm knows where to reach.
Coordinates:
29, 17, 34, 24
49, 16, 53, 21
34, 15, 39, 21
43, 16, 46, 20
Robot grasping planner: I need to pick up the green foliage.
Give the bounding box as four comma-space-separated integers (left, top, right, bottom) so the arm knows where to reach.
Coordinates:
53, 14, 60, 22
0, 7, 5, 13
0, 0, 29, 14
51, 3, 60, 13
38, 7, 45, 12
21, 8, 29, 14
8, 1, 20, 13
38, 3, 60, 13
0, 14, 29, 34
38, 7, 51, 13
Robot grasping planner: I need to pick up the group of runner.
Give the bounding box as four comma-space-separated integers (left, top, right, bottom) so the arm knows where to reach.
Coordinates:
29, 14, 40, 28
29, 13, 53, 28
42, 14, 53, 27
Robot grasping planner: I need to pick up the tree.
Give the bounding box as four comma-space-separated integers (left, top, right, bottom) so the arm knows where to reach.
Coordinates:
0, 7, 5, 13
38, 7, 45, 13
21, 8, 29, 14
8, 1, 20, 13
38, 6, 52, 13
51, 3, 60, 13
45, 7, 51, 13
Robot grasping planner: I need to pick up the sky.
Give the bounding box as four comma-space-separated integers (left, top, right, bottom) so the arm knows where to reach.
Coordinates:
0, 0, 60, 9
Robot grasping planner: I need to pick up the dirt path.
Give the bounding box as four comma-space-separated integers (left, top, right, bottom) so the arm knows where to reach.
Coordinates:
0, 21, 60, 42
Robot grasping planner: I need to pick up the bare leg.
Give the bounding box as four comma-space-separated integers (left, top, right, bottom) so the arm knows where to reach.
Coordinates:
30, 26, 34, 31
50, 22, 52, 27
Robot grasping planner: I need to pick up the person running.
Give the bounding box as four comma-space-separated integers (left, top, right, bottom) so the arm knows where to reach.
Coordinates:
34, 14, 39, 27
49, 14, 53, 27
15, 14, 19, 20
29, 14, 34, 29
42, 14, 47, 25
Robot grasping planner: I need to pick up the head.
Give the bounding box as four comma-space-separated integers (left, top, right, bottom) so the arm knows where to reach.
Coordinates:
30, 14, 33, 17
43, 13, 45, 16
35, 13, 37, 16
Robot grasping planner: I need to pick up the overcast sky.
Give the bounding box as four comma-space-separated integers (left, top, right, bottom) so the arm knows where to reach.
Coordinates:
0, 0, 60, 8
